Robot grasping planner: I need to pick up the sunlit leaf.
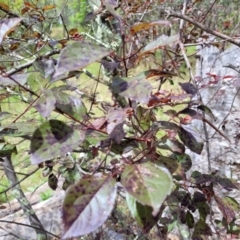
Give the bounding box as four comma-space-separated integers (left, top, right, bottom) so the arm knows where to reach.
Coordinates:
121, 162, 173, 216
62, 174, 117, 238
30, 120, 85, 164
131, 20, 171, 34
53, 41, 110, 79
140, 35, 178, 56
0, 18, 22, 44
0, 121, 39, 138
42, 4, 56, 10
85, 129, 109, 146
179, 125, 203, 154
126, 193, 158, 233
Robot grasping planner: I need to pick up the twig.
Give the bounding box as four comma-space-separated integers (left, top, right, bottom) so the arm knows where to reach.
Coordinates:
0, 220, 60, 239
167, 11, 240, 47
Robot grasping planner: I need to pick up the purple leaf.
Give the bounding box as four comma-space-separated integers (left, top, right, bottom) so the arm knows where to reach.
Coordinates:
62, 174, 117, 238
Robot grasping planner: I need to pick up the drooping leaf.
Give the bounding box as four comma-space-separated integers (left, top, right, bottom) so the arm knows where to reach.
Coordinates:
121, 162, 173, 216
178, 82, 198, 95
30, 120, 85, 164
214, 195, 239, 223
126, 193, 158, 233
62, 174, 117, 238
198, 202, 210, 220
0, 73, 28, 85
35, 90, 56, 118
213, 176, 238, 191
48, 173, 58, 190
197, 105, 216, 120
186, 210, 194, 228
0, 18, 22, 44
178, 108, 197, 117
178, 125, 203, 154
53, 41, 110, 79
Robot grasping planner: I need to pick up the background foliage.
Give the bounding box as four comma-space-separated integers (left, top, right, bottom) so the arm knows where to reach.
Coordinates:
0, 0, 240, 239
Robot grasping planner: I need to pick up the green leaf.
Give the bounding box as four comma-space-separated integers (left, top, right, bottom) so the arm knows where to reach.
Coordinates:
179, 125, 203, 154
53, 41, 110, 79
85, 129, 109, 146
193, 219, 212, 238
121, 162, 173, 216
126, 193, 158, 233
214, 195, 239, 223
30, 120, 85, 164
111, 72, 152, 104
53, 92, 87, 121
159, 138, 185, 154
62, 174, 117, 238
174, 154, 192, 172
151, 121, 180, 131
156, 155, 179, 174
186, 210, 194, 228
0, 143, 17, 158
197, 105, 216, 120
0, 121, 39, 138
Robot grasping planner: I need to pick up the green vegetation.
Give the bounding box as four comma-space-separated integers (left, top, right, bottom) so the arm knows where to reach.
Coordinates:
0, 0, 239, 239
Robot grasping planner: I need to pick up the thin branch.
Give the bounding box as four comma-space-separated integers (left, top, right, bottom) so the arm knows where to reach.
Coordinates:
6, 49, 60, 76
0, 220, 60, 239
167, 11, 240, 47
